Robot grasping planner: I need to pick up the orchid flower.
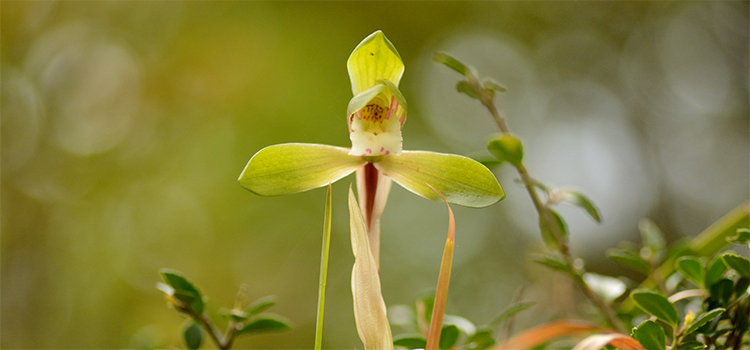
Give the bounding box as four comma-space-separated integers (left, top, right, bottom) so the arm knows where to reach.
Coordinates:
239, 31, 504, 265
239, 30, 504, 350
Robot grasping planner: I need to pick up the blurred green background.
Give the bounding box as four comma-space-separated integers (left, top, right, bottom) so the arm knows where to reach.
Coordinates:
2, 2, 748, 349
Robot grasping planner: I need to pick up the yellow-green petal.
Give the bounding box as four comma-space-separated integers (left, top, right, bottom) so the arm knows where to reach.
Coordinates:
348, 30, 404, 95
347, 83, 386, 118
238, 143, 365, 196
348, 186, 393, 350
374, 151, 505, 208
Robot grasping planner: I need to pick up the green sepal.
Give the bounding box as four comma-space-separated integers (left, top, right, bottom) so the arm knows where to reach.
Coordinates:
720, 252, 750, 277
182, 320, 203, 350
607, 248, 651, 275
347, 83, 386, 117
676, 256, 704, 288
439, 324, 459, 350
235, 313, 292, 336
393, 335, 427, 349
374, 150, 504, 208
630, 289, 679, 328
239, 143, 365, 196
348, 30, 403, 95
685, 308, 725, 336
246, 295, 277, 316
632, 319, 666, 350
159, 269, 205, 315
487, 134, 524, 166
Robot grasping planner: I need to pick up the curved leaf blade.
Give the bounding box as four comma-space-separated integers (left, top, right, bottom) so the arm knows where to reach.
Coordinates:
685, 308, 725, 335
239, 143, 364, 196
374, 150, 504, 208
632, 320, 665, 350
630, 290, 679, 327
676, 256, 704, 288
236, 314, 292, 335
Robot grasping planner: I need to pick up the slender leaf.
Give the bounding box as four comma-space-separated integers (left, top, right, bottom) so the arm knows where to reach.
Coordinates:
676, 256, 704, 287
482, 77, 507, 93
632, 320, 665, 350
456, 80, 480, 99
375, 150, 504, 208
246, 295, 277, 316
426, 186, 455, 350
314, 184, 333, 350
685, 308, 725, 335
348, 187, 393, 350
675, 342, 706, 350
561, 190, 602, 223
348, 30, 404, 94
434, 52, 470, 76
236, 314, 292, 335
630, 289, 679, 327
539, 209, 568, 249
530, 253, 573, 275
239, 143, 365, 196
720, 252, 750, 277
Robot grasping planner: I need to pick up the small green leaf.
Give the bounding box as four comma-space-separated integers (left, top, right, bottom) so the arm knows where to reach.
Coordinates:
239, 143, 365, 196
488, 301, 536, 327
439, 324, 459, 350
456, 80, 481, 99
530, 253, 573, 275
630, 289, 679, 327
487, 134, 524, 166
236, 314, 292, 336
159, 269, 204, 315
726, 228, 750, 245
182, 320, 203, 350
539, 209, 568, 249
220, 308, 249, 322
465, 328, 495, 350
374, 150, 504, 208
675, 341, 705, 350
482, 77, 507, 93
393, 335, 427, 349
676, 256, 704, 287
632, 319, 666, 350
639, 219, 666, 251
606, 248, 651, 275
247, 295, 277, 316
685, 308, 725, 335
720, 252, 750, 277
560, 190, 602, 223
709, 279, 734, 305
705, 256, 728, 288
434, 52, 470, 76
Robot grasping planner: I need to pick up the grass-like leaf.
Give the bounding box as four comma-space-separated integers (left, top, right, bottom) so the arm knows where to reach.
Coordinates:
314, 184, 333, 350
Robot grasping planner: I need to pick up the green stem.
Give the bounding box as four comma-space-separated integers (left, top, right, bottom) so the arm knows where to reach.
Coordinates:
314, 184, 334, 350
481, 94, 623, 332
199, 313, 229, 349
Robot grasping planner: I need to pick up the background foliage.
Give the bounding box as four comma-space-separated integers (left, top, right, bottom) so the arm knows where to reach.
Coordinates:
2, 2, 748, 348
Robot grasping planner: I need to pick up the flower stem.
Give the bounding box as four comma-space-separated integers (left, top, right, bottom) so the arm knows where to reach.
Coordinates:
314, 184, 333, 350
480, 94, 623, 332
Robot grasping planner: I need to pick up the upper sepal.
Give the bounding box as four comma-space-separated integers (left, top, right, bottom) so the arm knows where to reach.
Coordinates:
238, 143, 365, 196
348, 31, 404, 94
374, 151, 505, 208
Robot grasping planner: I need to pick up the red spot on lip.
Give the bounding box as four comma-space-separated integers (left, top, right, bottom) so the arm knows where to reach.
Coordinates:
380, 147, 384, 152
385, 150, 390, 155
366, 149, 372, 154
